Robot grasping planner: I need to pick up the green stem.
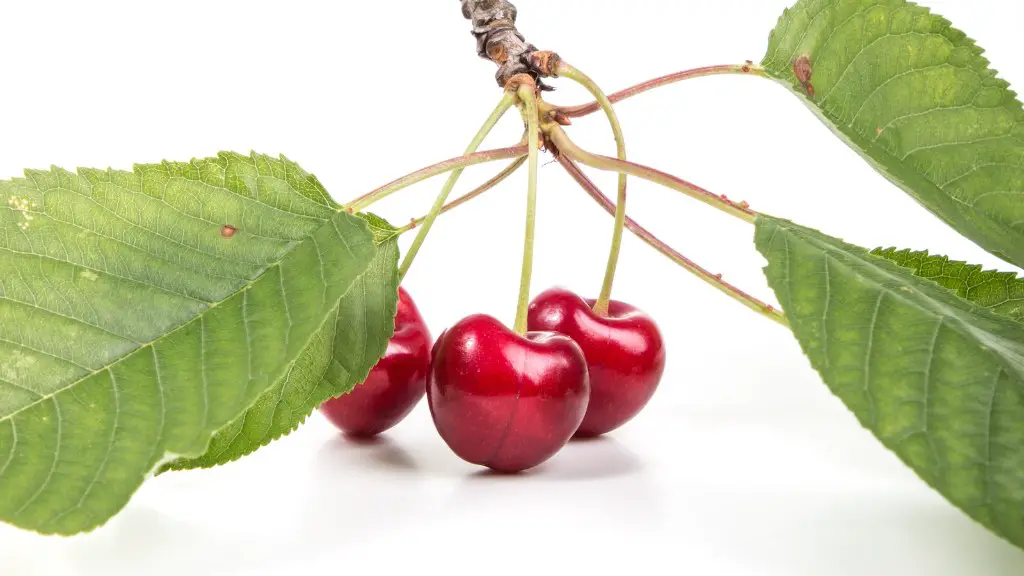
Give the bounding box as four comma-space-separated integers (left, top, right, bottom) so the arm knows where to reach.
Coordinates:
396, 157, 527, 235
513, 84, 540, 335
557, 63, 766, 118
557, 154, 788, 327
398, 94, 518, 281
344, 145, 528, 213
556, 61, 627, 316
547, 125, 756, 224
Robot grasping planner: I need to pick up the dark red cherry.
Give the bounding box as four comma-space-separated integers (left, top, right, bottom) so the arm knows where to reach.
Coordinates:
527, 287, 665, 437
319, 287, 431, 438
427, 314, 590, 473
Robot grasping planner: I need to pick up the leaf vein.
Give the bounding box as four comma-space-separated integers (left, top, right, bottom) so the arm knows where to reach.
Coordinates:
862, 291, 885, 429
0, 247, 211, 305
47, 371, 120, 528
13, 397, 62, 517
0, 420, 17, 479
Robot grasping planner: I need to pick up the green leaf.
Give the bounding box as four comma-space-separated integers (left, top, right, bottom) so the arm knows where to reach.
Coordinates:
360, 212, 402, 245
162, 214, 400, 470
762, 0, 1024, 269
0, 152, 377, 535
755, 214, 1024, 550
872, 247, 1024, 321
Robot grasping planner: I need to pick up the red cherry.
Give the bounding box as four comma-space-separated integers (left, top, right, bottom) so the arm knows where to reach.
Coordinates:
319, 287, 431, 438
527, 287, 665, 437
427, 314, 590, 473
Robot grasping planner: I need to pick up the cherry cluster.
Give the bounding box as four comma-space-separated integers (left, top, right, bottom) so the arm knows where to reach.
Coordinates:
320, 286, 665, 473
316, 59, 768, 474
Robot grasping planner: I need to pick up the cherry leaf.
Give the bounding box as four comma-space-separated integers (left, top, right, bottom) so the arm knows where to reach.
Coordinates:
762, 0, 1024, 268
0, 153, 379, 535
756, 214, 1024, 550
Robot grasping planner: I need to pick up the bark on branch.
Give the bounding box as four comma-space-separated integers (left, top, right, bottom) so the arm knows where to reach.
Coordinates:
460, 0, 555, 88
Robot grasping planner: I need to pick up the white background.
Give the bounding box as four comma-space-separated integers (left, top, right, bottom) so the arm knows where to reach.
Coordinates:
2, 1, 1024, 574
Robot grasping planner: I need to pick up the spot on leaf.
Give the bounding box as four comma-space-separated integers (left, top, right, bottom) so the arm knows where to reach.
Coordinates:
221, 225, 238, 238
793, 54, 815, 98
793, 54, 812, 83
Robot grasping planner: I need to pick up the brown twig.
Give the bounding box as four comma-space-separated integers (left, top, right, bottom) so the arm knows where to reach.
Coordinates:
461, 0, 558, 88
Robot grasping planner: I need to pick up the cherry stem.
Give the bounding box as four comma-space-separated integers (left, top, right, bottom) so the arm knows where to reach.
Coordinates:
344, 146, 528, 213
546, 125, 756, 224
398, 93, 518, 281
556, 63, 766, 118
558, 155, 788, 327
396, 157, 527, 235
513, 84, 540, 335
556, 61, 628, 317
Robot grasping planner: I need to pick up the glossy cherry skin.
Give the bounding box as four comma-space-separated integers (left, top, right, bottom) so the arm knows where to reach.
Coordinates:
427, 314, 590, 473
527, 287, 665, 437
319, 287, 431, 438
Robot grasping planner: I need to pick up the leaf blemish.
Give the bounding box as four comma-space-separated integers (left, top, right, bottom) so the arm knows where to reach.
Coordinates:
221, 225, 238, 238
8, 195, 33, 229
793, 54, 814, 98
793, 54, 812, 83
1, 350, 38, 382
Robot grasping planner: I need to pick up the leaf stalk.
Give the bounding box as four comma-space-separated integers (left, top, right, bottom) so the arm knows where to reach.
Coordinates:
545, 125, 756, 224
398, 93, 518, 281
396, 158, 527, 235
557, 155, 788, 327
557, 63, 767, 118
344, 146, 528, 213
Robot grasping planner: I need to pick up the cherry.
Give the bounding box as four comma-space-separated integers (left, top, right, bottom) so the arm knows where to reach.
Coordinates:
319, 287, 431, 438
527, 287, 665, 437
427, 314, 590, 473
